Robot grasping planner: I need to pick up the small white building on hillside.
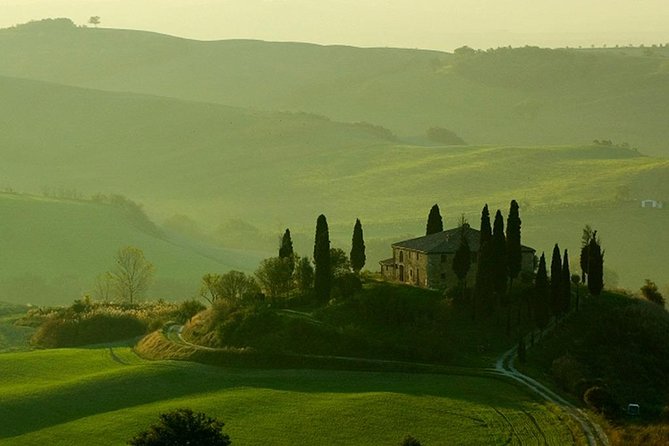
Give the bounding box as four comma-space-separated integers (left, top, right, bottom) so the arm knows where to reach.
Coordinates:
641, 199, 664, 209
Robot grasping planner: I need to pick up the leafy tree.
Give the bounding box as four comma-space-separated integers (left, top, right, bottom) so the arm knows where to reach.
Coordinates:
491, 209, 507, 298
534, 253, 550, 329
199, 273, 223, 304
425, 204, 444, 235
506, 200, 522, 290
550, 244, 562, 317
561, 250, 571, 315
255, 257, 293, 300
587, 232, 604, 296
350, 218, 366, 274
330, 248, 351, 278
88, 16, 101, 27
313, 214, 331, 301
128, 408, 231, 446
110, 246, 154, 304
641, 279, 665, 306
294, 256, 314, 293
279, 228, 294, 260
473, 204, 493, 317
177, 299, 206, 323
217, 271, 259, 304
452, 226, 471, 294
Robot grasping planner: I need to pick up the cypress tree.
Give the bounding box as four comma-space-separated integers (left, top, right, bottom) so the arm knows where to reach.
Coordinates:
587, 232, 604, 296
350, 218, 366, 274
534, 253, 550, 329
561, 250, 571, 315
491, 210, 508, 298
506, 200, 522, 289
474, 204, 493, 317
452, 225, 471, 294
425, 204, 444, 235
279, 228, 294, 259
313, 214, 331, 301
550, 244, 562, 318
579, 225, 594, 282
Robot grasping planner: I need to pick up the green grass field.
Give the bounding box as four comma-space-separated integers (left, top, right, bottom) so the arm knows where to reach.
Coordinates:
0, 347, 578, 445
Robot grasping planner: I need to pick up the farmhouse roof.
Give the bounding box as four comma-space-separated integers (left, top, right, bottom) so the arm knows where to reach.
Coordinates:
392, 224, 535, 254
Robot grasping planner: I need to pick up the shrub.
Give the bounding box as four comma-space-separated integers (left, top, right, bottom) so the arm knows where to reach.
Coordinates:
551, 354, 587, 393
128, 408, 231, 446
400, 435, 422, 446
584, 385, 618, 417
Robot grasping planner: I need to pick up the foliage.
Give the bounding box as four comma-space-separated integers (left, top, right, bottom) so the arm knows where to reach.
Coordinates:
350, 218, 366, 274
400, 435, 422, 446
533, 253, 550, 329
294, 256, 314, 294
491, 210, 507, 298
128, 408, 231, 446
583, 386, 618, 417
110, 246, 155, 304
313, 214, 331, 301
587, 232, 604, 296
254, 257, 293, 300
550, 244, 562, 317
279, 228, 294, 260
176, 299, 206, 324
425, 204, 444, 235
330, 248, 351, 278
561, 251, 571, 315
641, 279, 665, 306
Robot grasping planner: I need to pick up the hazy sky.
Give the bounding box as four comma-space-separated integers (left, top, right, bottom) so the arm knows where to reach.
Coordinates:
2, 0, 669, 50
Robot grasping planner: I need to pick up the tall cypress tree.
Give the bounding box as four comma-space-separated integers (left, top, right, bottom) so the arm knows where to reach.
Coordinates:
452, 225, 471, 294
550, 244, 562, 318
426, 204, 444, 235
313, 214, 331, 301
579, 225, 594, 282
491, 210, 508, 298
534, 253, 550, 330
506, 200, 522, 290
474, 204, 493, 317
279, 229, 294, 259
561, 250, 571, 315
587, 232, 604, 296
350, 218, 366, 274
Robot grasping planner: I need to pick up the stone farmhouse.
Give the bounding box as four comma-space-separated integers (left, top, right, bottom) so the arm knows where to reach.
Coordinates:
380, 224, 536, 289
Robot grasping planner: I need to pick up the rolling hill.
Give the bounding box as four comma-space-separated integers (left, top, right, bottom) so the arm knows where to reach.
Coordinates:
1, 18, 668, 154
0, 193, 263, 305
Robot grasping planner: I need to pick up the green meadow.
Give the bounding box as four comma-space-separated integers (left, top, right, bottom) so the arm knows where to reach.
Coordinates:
0, 347, 577, 445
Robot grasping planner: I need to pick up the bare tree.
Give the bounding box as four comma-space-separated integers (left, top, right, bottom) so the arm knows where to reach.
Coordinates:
93, 272, 114, 302
111, 246, 154, 304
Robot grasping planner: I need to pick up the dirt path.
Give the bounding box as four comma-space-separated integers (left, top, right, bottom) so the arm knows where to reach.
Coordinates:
493, 345, 609, 446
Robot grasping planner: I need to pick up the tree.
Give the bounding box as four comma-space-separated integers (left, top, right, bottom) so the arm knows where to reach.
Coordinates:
550, 244, 562, 317
350, 218, 366, 274
473, 204, 493, 317
571, 274, 582, 312
579, 225, 594, 281
587, 232, 604, 296
313, 214, 331, 301
217, 271, 259, 304
491, 209, 508, 298
452, 225, 471, 295
110, 246, 154, 304
425, 204, 443, 235
479, 204, 492, 245
128, 408, 231, 446
533, 253, 550, 329
199, 273, 223, 304
92, 272, 114, 302
88, 16, 101, 27
506, 200, 522, 290
294, 256, 314, 294
330, 248, 351, 278
561, 250, 571, 315
254, 257, 293, 300
641, 279, 665, 306
279, 228, 294, 260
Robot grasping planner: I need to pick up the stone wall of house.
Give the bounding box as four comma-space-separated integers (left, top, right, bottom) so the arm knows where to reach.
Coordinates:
392, 247, 428, 287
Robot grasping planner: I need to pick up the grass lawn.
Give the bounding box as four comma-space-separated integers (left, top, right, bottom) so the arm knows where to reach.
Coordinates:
0, 347, 579, 445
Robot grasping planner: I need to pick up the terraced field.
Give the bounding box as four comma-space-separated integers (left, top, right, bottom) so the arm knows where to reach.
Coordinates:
0, 347, 580, 445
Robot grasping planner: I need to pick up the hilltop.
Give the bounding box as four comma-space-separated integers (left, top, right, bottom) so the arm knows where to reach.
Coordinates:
0, 193, 262, 305
1, 19, 668, 154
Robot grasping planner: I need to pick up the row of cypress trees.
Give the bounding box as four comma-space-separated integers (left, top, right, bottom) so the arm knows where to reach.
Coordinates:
280, 215, 366, 302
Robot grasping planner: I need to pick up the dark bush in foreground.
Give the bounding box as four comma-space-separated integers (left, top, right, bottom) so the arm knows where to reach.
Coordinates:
128, 408, 231, 446
401, 435, 422, 446
32, 313, 147, 348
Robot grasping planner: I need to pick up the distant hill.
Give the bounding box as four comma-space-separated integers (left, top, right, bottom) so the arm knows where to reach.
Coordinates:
0, 193, 263, 305
0, 19, 668, 154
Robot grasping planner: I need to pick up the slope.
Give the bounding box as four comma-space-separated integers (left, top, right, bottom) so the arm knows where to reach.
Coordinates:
1, 19, 668, 154
0, 193, 262, 305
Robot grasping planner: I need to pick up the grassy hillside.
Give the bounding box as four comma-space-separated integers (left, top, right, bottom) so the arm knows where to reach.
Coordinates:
1, 19, 668, 154
0, 347, 577, 445
0, 193, 262, 305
